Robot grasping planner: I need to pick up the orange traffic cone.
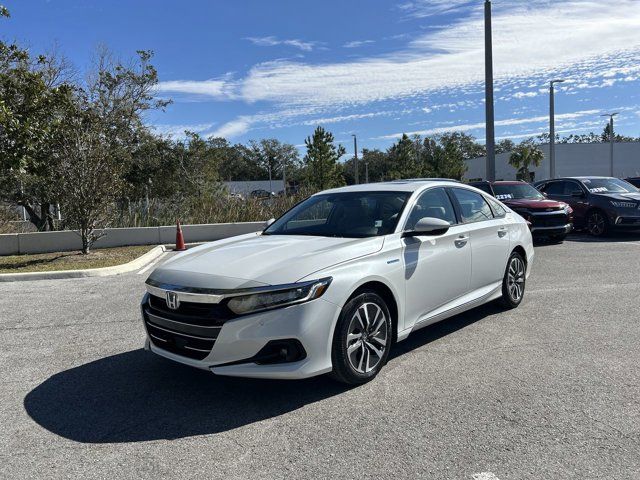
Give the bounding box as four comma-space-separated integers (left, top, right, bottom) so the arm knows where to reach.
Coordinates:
175, 219, 186, 251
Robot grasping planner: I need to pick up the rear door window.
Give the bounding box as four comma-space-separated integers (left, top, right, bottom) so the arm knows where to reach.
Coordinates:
450, 188, 494, 223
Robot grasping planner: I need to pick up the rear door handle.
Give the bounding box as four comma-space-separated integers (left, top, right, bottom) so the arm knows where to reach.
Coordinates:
454, 235, 469, 248
498, 227, 508, 238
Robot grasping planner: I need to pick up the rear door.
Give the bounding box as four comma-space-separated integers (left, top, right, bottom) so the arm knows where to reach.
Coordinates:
449, 187, 511, 293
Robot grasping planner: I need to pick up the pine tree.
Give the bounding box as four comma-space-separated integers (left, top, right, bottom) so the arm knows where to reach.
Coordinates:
303, 126, 346, 190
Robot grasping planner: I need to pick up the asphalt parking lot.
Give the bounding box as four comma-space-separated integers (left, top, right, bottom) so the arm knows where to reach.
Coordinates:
1, 233, 640, 480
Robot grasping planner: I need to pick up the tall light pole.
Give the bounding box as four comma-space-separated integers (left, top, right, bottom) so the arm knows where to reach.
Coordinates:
352, 134, 359, 184
549, 79, 565, 179
602, 113, 618, 177
282, 158, 287, 196
484, 0, 496, 181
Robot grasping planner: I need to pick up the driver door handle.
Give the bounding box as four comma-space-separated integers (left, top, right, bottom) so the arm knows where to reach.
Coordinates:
498, 227, 508, 238
454, 235, 469, 248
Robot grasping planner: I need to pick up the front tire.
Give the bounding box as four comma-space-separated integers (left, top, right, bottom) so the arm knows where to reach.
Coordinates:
500, 251, 526, 309
586, 210, 609, 237
330, 291, 392, 385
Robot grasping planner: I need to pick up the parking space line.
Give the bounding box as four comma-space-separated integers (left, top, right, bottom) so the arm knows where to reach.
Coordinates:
137, 252, 168, 275
472, 473, 501, 480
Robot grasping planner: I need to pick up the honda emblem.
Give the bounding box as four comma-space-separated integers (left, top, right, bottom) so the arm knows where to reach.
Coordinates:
166, 291, 180, 310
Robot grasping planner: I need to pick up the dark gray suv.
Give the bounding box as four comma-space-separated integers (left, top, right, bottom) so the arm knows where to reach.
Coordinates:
534, 177, 640, 236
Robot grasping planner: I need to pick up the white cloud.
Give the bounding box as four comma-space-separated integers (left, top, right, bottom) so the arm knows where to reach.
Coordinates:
156, 0, 640, 137
299, 111, 389, 126
245, 36, 320, 52
231, 1, 640, 109
211, 117, 252, 138
377, 109, 601, 139
343, 40, 375, 48
397, 0, 477, 19
513, 91, 539, 99
151, 123, 215, 138
155, 78, 236, 99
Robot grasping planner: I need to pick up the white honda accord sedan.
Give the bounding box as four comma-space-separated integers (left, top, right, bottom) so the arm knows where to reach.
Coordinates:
141, 179, 534, 384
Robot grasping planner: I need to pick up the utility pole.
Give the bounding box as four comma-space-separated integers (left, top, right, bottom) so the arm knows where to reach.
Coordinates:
602, 113, 618, 177
484, 0, 495, 181
352, 134, 359, 184
549, 79, 565, 179
282, 158, 287, 196
365, 160, 369, 184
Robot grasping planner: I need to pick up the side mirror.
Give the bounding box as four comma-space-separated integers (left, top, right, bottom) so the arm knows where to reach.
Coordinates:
402, 217, 451, 237
571, 190, 584, 198
264, 218, 276, 228
542, 192, 548, 197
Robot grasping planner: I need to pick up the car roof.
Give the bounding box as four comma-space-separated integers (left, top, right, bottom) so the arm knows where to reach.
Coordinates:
318, 179, 464, 194
537, 176, 614, 183
568, 176, 613, 180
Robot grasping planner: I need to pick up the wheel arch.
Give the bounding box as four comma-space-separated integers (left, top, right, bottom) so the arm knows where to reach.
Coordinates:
511, 244, 528, 266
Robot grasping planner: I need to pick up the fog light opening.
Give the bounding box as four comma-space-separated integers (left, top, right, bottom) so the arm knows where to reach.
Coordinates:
254, 339, 307, 365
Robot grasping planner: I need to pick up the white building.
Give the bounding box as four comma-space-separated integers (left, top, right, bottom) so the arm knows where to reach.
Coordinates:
464, 142, 640, 182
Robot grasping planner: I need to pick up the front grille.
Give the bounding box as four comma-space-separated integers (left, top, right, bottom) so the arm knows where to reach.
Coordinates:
530, 213, 568, 228
143, 294, 236, 360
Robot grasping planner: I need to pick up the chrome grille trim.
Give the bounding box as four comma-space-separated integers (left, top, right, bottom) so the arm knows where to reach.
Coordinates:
145, 320, 218, 341
146, 311, 223, 330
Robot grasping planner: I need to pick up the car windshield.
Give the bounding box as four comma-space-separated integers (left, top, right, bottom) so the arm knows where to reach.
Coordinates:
264, 191, 411, 238
493, 183, 544, 200
581, 178, 638, 194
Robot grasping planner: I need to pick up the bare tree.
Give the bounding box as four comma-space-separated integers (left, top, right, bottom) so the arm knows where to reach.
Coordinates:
55, 114, 124, 254
54, 49, 168, 253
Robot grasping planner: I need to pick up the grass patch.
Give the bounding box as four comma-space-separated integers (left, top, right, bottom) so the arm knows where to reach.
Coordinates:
0, 245, 156, 274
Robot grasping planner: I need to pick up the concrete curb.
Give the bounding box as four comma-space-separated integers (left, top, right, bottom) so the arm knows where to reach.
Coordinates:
0, 245, 167, 282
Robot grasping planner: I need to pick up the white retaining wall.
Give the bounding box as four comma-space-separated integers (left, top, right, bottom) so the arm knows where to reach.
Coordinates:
0, 222, 265, 256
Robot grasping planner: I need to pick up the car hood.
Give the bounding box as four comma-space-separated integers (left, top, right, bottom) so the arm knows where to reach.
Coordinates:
148, 232, 384, 289
502, 198, 567, 210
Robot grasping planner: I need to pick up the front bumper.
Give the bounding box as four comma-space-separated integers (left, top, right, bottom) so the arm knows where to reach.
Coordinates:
141, 293, 341, 379
530, 223, 572, 236
612, 215, 640, 228
521, 209, 572, 237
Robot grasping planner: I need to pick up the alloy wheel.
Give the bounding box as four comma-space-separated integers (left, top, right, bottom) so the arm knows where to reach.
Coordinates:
346, 302, 388, 374
587, 212, 606, 236
507, 256, 525, 302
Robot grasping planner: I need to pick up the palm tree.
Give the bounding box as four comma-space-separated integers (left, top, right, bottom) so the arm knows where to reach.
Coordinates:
508, 140, 544, 182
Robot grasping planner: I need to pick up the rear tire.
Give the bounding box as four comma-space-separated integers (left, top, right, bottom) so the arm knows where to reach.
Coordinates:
500, 251, 526, 309
330, 291, 392, 385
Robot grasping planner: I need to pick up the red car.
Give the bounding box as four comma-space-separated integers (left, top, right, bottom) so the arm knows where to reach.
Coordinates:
470, 181, 573, 242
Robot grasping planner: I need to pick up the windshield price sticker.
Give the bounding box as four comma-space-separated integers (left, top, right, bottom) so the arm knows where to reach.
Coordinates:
589, 187, 608, 193
496, 194, 513, 200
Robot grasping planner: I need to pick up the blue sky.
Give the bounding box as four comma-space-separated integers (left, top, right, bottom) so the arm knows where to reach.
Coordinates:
3, 0, 640, 155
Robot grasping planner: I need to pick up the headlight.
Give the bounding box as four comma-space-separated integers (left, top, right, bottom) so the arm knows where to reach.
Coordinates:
610, 201, 637, 208
227, 278, 332, 315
